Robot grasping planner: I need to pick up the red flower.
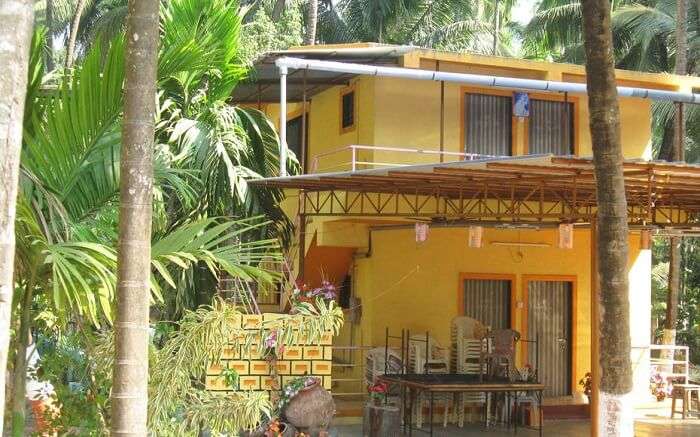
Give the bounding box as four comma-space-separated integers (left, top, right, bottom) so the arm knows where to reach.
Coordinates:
368, 382, 388, 394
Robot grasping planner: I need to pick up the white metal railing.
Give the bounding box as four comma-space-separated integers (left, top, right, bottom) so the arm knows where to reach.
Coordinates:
648, 344, 690, 382
309, 144, 491, 173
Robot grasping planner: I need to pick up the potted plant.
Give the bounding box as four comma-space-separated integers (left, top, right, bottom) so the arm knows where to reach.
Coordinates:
649, 367, 671, 401
367, 382, 388, 405
578, 372, 592, 403
281, 376, 335, 434
290, 281, 338, 312
261, 418, 296, 437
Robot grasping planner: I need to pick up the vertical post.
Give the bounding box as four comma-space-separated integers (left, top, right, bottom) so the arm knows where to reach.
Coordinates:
279, 65, 288, 176
301, 69, 308, 173
676, 102, 685, 161
437, 60, 445, 162
298, 190, 306, 283
590, 220, 599, 437
563, 92, 569, 153
351, 146, 357, 171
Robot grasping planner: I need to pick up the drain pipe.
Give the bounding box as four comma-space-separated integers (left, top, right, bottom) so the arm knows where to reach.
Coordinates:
276, 57, 700, 104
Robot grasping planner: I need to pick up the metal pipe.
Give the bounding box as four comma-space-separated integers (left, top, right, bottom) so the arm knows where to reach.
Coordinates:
301, 70, 308, 173
276, 57, 700, 104
279, 65, 288, 176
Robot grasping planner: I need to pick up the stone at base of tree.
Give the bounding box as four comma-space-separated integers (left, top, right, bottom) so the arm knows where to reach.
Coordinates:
362, 402, 400, 437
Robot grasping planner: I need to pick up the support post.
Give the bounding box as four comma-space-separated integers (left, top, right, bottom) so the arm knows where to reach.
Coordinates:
298, 186, 306, 282
437, 60, 445, 162
590, 220, 599, 437
301, 69, 308, 173
279, 65, 288, 176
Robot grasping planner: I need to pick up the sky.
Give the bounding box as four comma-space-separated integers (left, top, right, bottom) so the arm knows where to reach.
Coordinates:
512, 0, 537, 25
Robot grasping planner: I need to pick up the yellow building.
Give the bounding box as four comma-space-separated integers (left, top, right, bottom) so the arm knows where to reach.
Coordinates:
234, 44, 700, 418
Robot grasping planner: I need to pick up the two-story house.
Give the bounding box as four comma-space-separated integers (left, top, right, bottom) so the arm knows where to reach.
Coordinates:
234, 43, 700, 419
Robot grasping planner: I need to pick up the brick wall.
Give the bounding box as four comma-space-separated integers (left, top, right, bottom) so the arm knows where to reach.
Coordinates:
205, 313, 333, 393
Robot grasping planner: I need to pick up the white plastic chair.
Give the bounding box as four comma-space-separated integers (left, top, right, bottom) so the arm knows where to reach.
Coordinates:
408, 335, 451, 428
450, 317, 487, 427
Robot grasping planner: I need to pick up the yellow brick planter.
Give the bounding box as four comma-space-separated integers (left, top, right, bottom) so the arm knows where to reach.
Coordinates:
206, 313, 334, 395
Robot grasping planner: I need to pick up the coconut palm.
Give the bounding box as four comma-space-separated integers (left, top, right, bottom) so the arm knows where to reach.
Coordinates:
0, 2, 35, 434
12, 0, 293, 431
317, 0, 518, 54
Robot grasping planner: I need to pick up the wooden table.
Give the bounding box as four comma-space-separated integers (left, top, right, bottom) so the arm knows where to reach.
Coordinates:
378, 374, 545, 437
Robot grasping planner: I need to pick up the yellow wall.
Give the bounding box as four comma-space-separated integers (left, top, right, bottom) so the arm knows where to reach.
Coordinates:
343, 226, 647, 395
257, 50, 700, 172
206, 313, 334, 393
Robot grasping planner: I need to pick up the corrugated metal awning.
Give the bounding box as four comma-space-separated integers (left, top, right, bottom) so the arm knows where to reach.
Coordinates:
249, 155, 700, 227
231, 45, 413, 103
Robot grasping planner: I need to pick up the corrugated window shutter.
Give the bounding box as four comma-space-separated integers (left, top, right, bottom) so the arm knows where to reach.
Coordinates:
528, 99, 574, 155
462, 279, 511, 330
464, 93, 512, 156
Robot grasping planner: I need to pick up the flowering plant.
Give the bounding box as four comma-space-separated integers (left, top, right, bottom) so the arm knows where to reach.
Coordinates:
291, 280, 337, 309
263, 418, 284, 437
578, 372, 592, 398
650, 367, 672, 401
368, 381, 388, 403
278, 376, 319, 411
261, 329, 285, 359
518, 364, 537, 383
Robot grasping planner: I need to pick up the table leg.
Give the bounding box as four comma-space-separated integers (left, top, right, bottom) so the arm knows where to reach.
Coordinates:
514, 391, 519, 434
538, 390, 543, 437
429, 391, 434, 437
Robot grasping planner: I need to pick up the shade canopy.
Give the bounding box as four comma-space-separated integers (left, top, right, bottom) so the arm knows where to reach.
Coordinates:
250, 155, 700, 228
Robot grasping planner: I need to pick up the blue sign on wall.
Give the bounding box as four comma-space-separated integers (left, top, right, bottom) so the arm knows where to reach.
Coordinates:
513, 92, 530, 117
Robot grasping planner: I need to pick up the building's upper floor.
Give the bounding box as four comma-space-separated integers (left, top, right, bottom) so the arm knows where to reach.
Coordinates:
232, 43, 700, 174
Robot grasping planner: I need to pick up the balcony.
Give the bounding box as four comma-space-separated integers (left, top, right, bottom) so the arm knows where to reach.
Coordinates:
309, 144, 494, 174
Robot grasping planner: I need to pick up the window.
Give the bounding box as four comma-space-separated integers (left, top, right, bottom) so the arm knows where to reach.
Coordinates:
462, 278, 511, 329
341, 89, 355, 131
528, 99, 574, 155
464, 93, 512, 156
286, 113, 308, 169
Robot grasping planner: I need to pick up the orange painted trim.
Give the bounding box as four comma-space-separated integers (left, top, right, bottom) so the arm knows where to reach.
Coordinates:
339, 84, 357, 135
457, 273, 517, 330
460, 86, 516, 156
523, 117, 530, 155
521, 274, 578, 395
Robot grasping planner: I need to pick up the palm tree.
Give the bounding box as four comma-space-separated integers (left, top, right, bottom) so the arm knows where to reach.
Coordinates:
65, 0, 89, 69
11, 0, 294, 430
0, 2, 35, 434
316, 0, 518, 54
304, 0, 318, 44
661, 0, 689, 363
110, 0, 159, 433
581, 0, 634, 434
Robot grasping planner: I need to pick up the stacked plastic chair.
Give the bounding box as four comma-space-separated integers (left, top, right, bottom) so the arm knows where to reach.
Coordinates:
365, 347, 403, 387
408, 335, 451, 428
450, 316, 487, 427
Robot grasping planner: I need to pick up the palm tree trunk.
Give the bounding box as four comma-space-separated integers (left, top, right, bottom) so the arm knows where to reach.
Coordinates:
0, 1, 35, 434
11, 277, 35, 437
272, 0, 286, 22
46, 0, 55, 71
304, 0, 318, 45
492, 0, 500, 55
110, 0, 159, 435
65, 0, 88, 69
581, 0, 633, 435
662, 0, 688, 358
